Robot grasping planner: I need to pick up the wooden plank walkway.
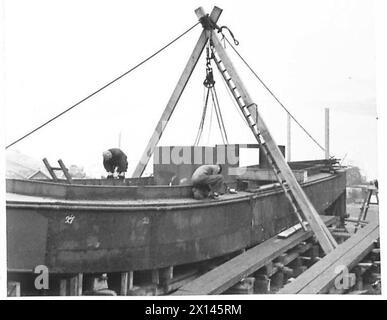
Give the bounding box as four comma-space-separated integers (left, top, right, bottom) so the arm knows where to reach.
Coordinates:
279, 221, 379, 294
173, 215, 336, 295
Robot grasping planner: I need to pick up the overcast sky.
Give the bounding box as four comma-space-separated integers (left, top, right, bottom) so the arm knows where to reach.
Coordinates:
1, 0, 381, 179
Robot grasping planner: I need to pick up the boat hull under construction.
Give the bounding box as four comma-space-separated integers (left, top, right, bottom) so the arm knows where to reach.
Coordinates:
6, 167, 346, 274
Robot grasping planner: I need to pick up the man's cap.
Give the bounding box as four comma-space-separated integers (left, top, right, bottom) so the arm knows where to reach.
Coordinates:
99, 273, 108, 280
103, 150, 112, 160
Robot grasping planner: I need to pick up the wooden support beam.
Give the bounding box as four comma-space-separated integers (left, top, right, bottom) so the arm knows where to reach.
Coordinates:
77, 273, 83, 296
158, 266, 174, 293
69, 275, 77, 296
291, 258, 308, 278
128, 271, 134, 291
275, 254, 288, 265
160, 266, 174, 283
225, 277, 255, 294
120, 272, 128, 296
271, 242, 313, 270
308, 244, 320, 264
332, 231, 352, 239
120, 271, 134, 296
163, 271, 199, 294
282, 266, 294, 277
173, 216, 336, 295
299, 256, 312, 262
346, 218, 368, 225
152, 269, 160, 285
328, 227, 347, 232
279, 221, 379, 294
42, 158, 58, 181
210, 30, 337, 254
270, 271, 285, 290
59, 279, 67, 296
131, 6, 223, 177
58, 159, 73, 184
353, 266, 363, 291
69, 273, 83, 296
7, 281, 21, 297
254, 275, 270, 294
263, 262, 274, 276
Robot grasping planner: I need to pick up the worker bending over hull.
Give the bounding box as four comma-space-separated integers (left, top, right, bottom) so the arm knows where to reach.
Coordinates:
102, 148, 128, 179
191, 164, 224, 199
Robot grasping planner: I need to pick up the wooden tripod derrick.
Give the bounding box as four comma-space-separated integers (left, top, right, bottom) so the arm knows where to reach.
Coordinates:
132, 6, 337, 254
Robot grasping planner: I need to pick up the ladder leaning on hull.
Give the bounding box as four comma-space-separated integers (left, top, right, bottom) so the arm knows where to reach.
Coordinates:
132, 6, 337, 254
209, 32, 337, 253
355, 184, 379, 232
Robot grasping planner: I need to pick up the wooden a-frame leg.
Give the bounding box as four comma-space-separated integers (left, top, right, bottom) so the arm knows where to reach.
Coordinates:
131, 6, 223, 177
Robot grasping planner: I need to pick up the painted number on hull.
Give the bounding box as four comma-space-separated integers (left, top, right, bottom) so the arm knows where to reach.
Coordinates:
65, 214, 75, 224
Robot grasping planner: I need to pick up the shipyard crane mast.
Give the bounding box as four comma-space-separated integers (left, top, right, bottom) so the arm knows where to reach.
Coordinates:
132, 6, 337, 254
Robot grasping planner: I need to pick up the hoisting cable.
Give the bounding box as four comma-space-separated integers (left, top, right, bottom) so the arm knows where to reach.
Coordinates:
210, 86, 229, 144
195, 44, 229, 145
195, 45, 214, 146
6, 22, 200, 149
222, 36, 326, 152
206, 93, 214, 145
205, 43, 228, 144
210, 88, 227, 144
194, 88, 210, 146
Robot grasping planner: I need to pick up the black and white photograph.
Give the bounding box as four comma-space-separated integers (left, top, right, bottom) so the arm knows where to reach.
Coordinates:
1, 0, 385, 300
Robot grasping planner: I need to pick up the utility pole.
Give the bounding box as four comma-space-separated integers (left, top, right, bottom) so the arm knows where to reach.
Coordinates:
287, 113, 291, 161
325, 108, 330, 159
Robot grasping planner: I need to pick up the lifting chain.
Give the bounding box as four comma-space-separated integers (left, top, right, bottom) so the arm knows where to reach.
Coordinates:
203, 47, 215, 88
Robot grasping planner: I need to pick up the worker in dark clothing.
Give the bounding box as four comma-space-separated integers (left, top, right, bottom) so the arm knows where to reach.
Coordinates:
191, 164, 224, 199
102, 148, 128, 179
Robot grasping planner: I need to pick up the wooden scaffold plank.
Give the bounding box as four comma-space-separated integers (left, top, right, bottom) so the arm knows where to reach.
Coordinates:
69, 273, 83, 296
120, 271, 133, 296
173, 215, 336, 295
278, 221, 379, 294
